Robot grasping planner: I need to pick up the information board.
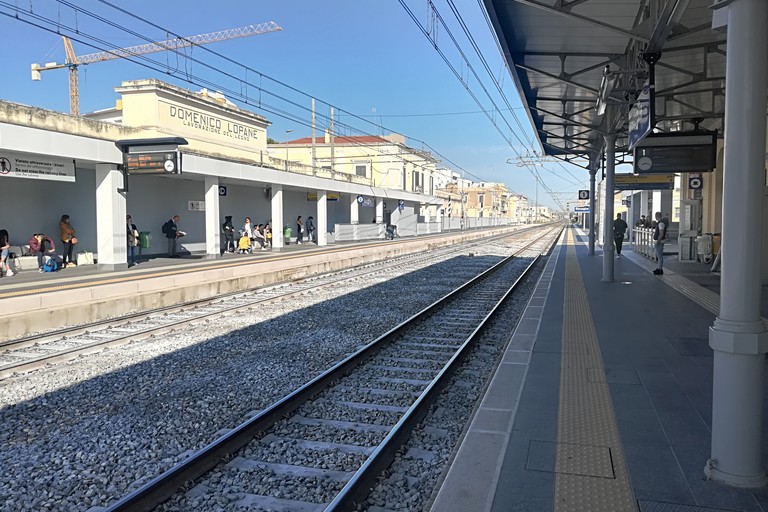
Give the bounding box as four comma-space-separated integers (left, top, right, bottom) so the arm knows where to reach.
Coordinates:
614, 173, 675, 191
125, 151, 181, 175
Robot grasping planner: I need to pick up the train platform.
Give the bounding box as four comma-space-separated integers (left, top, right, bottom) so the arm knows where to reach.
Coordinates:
0, 227, 515, 340
432, 226, 768, 512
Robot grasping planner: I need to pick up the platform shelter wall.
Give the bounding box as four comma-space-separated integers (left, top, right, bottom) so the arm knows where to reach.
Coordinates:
2, 167, 97, 253
126, 176, 206, 255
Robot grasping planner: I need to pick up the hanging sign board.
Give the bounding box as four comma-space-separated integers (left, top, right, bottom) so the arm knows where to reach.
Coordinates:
628, 80, 652, 151
615, 173, 675, 191
125, 150, 181, 175
633, 132, 717, 174
0, 150, 75, 182
306, 192, 340, 201
574, 206, 590, 213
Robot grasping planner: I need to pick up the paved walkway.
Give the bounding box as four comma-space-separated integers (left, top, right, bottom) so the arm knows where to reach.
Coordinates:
432, 226, 768, 512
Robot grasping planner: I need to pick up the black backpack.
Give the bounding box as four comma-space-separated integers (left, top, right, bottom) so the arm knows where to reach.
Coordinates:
162, 220, 172, 235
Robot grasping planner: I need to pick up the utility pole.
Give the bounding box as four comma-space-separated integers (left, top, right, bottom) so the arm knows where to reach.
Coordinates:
311, 98, 316, 173
330, 107, 335, 172
284, 130, 293, 171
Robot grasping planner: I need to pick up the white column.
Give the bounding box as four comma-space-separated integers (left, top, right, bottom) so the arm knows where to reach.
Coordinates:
204, 176, 220, 258
640, 190, 650, 218
271, 185, 284, 249
423, 205, 431, 224
317, 189, 328, 246
602, 134, 616, 281
708, 0, 768, 488
589, 168, 597, 255
350, 195, 359, 225
375, 198, 384, 223
95, 164, 127, 270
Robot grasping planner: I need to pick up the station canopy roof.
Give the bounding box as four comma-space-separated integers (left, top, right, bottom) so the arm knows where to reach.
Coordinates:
483, 0, 726, 169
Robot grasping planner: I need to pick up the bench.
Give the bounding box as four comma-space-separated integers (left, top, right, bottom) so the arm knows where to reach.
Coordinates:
7, 245, 40, 272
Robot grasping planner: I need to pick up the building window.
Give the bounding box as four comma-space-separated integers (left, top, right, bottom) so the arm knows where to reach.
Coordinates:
355, 164, 367, 177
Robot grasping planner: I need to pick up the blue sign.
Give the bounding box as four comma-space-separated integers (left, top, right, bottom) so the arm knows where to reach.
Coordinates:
574, 206, 590, 213
398, 204, 405, 211
357, 195, 364, 204
628, 80, 652, 151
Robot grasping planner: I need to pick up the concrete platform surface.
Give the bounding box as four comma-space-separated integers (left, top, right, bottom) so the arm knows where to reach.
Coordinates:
432, 226, 768, 512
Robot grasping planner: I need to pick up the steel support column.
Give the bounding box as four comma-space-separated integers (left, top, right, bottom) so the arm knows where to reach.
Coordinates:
602, 134, 616, 281
589, 168, 597, 255
708, 0, 768, 488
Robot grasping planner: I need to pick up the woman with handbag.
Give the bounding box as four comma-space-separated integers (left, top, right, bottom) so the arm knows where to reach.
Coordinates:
127, 215, 140, 267
59, 214, 77, 268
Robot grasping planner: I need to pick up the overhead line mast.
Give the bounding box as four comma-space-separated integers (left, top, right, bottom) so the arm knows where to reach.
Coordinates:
31, 21, 282, 116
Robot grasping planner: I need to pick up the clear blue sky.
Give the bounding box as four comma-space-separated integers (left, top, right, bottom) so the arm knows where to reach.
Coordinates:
0, 0, 587, 208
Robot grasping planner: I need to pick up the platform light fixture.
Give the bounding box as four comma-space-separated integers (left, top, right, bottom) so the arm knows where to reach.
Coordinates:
595, 66, 614, 116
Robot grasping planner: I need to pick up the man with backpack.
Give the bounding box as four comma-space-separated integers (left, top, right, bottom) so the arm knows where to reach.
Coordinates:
613, 213, 628, 258
162, 215, 183, 258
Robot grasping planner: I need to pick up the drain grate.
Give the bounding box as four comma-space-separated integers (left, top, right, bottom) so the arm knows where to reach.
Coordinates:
637, 499, 744, 512
666, 336, 712, 357
526, 440, 614, 478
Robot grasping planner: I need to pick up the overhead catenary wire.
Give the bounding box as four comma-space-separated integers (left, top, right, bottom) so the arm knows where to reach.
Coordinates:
81, 0, 488, 183
398, 0, 568, 210
4, 1, 482, 183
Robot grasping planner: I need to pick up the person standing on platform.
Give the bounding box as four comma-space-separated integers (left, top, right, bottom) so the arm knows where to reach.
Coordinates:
126, 215, 140, 267
306, 216, 316, 243
613, 213, 628, 258
163, 215, 183, 258
296, 216, 304, 245
59, 214, 77, 268
222, 215, 235, 253
652, 211, 668, 275
243, 217, 254, 242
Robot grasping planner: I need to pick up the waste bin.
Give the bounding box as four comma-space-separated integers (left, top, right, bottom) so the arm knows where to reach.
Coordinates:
283, 226, 292, 245
139, 231, 151, 249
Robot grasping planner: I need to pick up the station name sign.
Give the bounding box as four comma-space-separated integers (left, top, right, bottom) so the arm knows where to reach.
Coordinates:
614, 173, 674, 191
162, 102, 261, 144
125, 151, 181, 175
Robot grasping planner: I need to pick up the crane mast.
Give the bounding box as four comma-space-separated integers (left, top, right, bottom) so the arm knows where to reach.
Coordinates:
31, 22, 282, 115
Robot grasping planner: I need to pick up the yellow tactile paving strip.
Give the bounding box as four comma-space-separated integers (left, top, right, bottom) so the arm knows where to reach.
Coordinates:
554, 229, 636, 511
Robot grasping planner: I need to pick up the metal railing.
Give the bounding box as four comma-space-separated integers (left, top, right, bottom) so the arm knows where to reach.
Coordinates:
633, 227, 657, 259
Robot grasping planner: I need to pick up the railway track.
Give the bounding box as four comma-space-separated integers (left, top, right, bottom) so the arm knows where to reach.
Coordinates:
101, 226, 561, 512
0, 226, 551, 380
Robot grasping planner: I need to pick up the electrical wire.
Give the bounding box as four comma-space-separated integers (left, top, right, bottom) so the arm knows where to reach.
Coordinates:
3, 2, 458, 183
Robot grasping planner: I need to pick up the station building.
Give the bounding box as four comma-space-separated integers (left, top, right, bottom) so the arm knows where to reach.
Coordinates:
0, 78, 446, 269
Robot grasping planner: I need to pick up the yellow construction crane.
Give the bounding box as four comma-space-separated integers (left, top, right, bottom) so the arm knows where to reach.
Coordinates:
31, 21, 282, 116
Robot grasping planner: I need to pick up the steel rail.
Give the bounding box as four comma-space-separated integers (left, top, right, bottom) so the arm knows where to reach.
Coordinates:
326, 231, 557, 511
101, 226, 561, 512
